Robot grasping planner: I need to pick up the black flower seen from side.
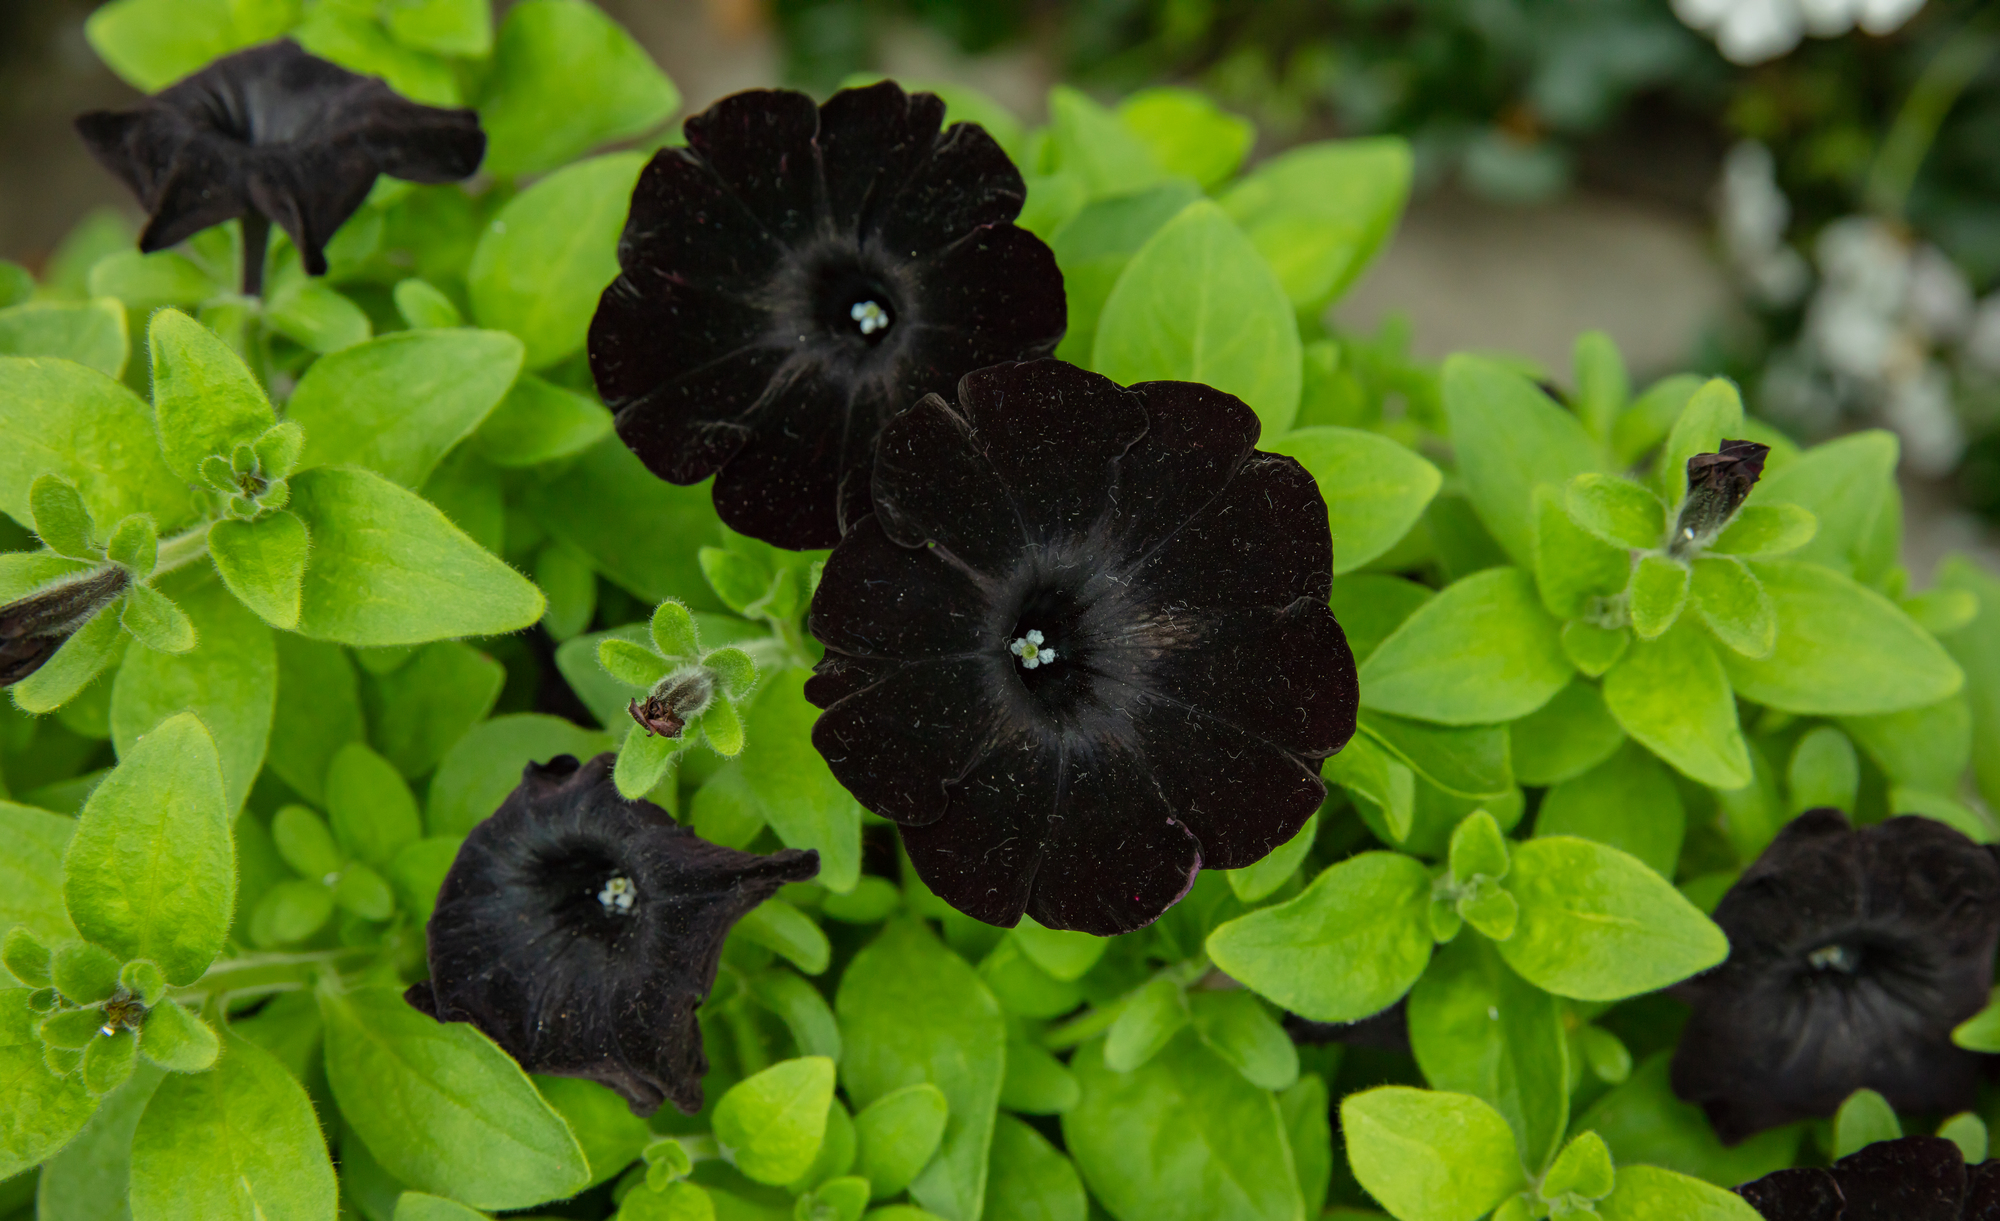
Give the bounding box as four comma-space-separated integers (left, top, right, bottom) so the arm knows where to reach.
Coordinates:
76, 39, 484, 295
1738, 1136, 2000, 1220
805, 359, 1359, 935
1670, 809, 2000, 1144
1672, 437, 1771, 556
589, 81, 1067, 551
1, 567, 129, 686
407, 753, 819, 1116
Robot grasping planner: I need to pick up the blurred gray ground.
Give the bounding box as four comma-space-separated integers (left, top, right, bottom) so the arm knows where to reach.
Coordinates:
3, 0, 1995, 576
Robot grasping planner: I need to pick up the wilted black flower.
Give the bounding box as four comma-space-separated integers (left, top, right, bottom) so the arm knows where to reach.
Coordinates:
407, 753, 818, 1115
805, 359, 1358, 935
1671, 810, 2000, 1144
1738, 1136, 2000, 1220
76, 39, 484, 294
589, 81, 1066, 550
1672, 437, 1771, 555
1, 568, 129, 686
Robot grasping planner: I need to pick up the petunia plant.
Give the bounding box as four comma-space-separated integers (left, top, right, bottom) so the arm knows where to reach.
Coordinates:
3, 4, 2000, 1221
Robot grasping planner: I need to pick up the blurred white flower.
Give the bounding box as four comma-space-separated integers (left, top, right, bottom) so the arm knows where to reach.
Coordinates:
1719, 142, 1811, 305
1884, 361, 1964, 476
1673, 0, 1927, 64
1967, 296, 2000, 374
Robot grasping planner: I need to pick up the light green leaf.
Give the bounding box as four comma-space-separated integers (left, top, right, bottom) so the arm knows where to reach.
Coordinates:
12, 605, 126, 715
713, 669, 862, 892
267, 634, 365, 805
1596, 1165, 1762, 1221
120, 584, 196, 655
84, 0, 298, 91
837, 919, 1005, 1221
1046, 86, 1166, 200
526, 437, 723, 608
327, 742, 422, 869
1573, 331, 1629, 442
1711, 503, 1817, 559
1050, 180, 1200, 365
0, 988, 101, 1180
1441, 355, 1605, 569
469, 152, 648, 369
1601, 620, 1750, 789
1533, 486, 1632, 622
393, 278, 464, 330
394, 1193, 490, 1221
208, 510, 308, 630
1116, 88, 1253, 189
128, 1032, 336, 1221
1066, 1034, 1303, 1221
480, 0, 678, 178
534, 1075, 650, 1190
713, 1056, 836, 1186
1831, 1088, 1900, 1158
1566, 474, 1663, 550
1787, 725, 1859, 816
1408, 937, 1569, 1174
855, 1083, 949, 1201
1497, 836, 1727, 1001
1535, 743, 1685, 878
983, 1112, 1086, 1221
1219, 137, 1412, 313
319, 983, 590, 1209
734, 900, 830, 976
1188, 989, 1298, 1093
1222, 810, 1318, 904
293, 6, 458, 105
1744, 431, 1897, 577
1721, 561, 1962, 715
0, 300, 127, 378
64, 712, 230, 984
289, 465, 544, 646
1340, 1086, 1524, 1221
148, 309, 275, 486
1841, 695, 1972, 792
1690, 554, 1774, 657
1657, 379, 1744, 506
0, 802, 77, 950
86, 249, 218, 311
1267, 427, 1441, 574
110, 577, 275, 815
1509, 679, 1624, 788
1103, 977, 1190, 1073
34, 1058, 165, 1221
427, 713, 614, 836
0, 357, 197, 533
136, 999, 218, 1073
1578, 1053, 1801, 1186
1360, 567, 1571, 725
384, 0, 492, 57
31, 476, 97, 560
265, 277, 373, 353
1207, 852, 1432, 1022
362, 640, 505, 778
290, 330, 526, 488
1093, 200, 1302, 436
1627, 554, 1688, 640
475, 373, 613, 468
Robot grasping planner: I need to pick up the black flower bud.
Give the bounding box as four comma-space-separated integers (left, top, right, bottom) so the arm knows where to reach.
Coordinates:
1671, 438, 1770, 557
76, 39, 484, 294
1, 567, 130, 685
1738, 1135, 2000, 1220
408, 753, 818, 1115
1670, 810, 2000, 1144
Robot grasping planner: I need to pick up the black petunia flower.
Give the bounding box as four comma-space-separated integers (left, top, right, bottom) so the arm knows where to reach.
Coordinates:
805, 359, 1358, 935
407, 752, 818, 1115
588, 81, 1066, 551
1738, 1136, 2000, 1220
1671, 809, 2000, 1144
1673, 437, 1771, 555
1, 568, 129, 686
76, 39, 484, 295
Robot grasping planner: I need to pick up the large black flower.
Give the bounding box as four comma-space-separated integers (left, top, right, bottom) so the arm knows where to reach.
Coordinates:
1671, 809, 2000, 1144
76, 39, 484, 294
407, 753, 818, 1115
805, 359, 1358, 935
588, 81, 1066, 550
1738, 1136, 2000, 1220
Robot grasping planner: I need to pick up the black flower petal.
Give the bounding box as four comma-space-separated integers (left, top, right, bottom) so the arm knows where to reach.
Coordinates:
1674, 437, 1772, 553
1, 568, 129, 686
806, 359, 1359, 935
408, 752, 818, 1116
1671, 810, 2000, 1144
1738, 1136, 1986, 1221
588, 81, 1066, 551
76, 39, 483, 294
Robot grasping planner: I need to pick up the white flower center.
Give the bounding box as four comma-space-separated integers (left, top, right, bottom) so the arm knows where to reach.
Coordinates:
1009, 629, 1058, 670
1808, 942, 1858, 973
597, 875, 637, 915
850, 300, 891, 336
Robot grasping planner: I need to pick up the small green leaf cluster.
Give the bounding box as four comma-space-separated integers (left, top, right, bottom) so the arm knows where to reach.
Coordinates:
3, 5, 2000, 1220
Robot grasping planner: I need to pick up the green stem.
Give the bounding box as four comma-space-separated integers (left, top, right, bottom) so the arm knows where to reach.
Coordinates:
153, 524, 212, 579
169, 949, 368, 1004
1865, 26, 1999, 221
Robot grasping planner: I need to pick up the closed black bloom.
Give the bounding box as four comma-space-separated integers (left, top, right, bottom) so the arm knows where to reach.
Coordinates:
407, 753, 819, 1116
1673, 437, 1772, 554
76, 39, 484, 295
589, 81, 1066, 551
1671, 809, 2000, 1144
805, 359, 1358, 935
1, 568, 129, 686
1738, 1136, 2000, 1220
